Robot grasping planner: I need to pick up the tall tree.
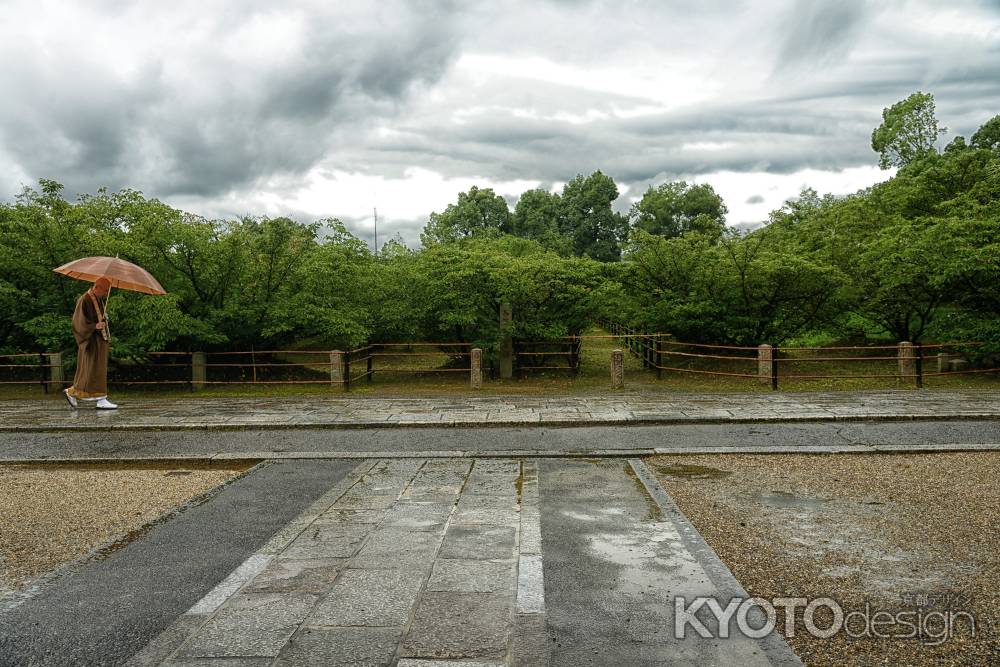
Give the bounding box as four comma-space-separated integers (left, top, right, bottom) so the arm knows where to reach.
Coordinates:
630, 180, 727, 239
511, 188, 571, 255
559, 171, 628, 262
420, 186, 511, 245
871, 91, 945, 169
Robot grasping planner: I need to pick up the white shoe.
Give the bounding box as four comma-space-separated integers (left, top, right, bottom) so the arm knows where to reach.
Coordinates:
63, 388, 78, 409
96, 397, 118, 410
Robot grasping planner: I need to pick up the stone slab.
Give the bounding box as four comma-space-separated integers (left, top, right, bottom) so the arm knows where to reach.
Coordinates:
426, 559, 514, 593
273, 627, 400, 667
178, 593, 317, 658
400, 592, 512, 660
307, 569, 424, 627
439, 525, 517, 560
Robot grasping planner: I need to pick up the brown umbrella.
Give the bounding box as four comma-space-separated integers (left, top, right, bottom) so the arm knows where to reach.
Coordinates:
53, 256, 166, 295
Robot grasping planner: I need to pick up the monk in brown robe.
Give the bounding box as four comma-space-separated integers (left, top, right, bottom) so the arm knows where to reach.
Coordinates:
63, 277, 117, 409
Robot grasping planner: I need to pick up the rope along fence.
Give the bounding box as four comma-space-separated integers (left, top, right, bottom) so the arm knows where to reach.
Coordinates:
1, 344, 477, 393
2, 331, 996, 391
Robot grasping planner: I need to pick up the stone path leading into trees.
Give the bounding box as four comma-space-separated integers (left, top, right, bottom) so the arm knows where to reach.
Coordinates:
1, 390, 998, 432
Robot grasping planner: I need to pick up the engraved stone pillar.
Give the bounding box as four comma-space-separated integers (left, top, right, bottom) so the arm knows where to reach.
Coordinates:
611, 349, 624, 389
192, 351, 206, 390
898, 342, 915, 383
47, 353, 64, 387
330, 350, 345, 386
937, 352, 948, 373
758, 344, 773, 385
471, 348, 482, 389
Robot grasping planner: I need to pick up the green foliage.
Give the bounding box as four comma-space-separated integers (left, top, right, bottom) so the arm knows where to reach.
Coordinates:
630, 181, 727, 239
511, 188, 572, 255
871, 91, 945, 169
420, 186, 511, 245
559, 171, 629, 261
624, 229, 845, 345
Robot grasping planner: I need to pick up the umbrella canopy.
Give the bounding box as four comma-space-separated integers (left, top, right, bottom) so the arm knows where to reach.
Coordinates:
53, 256, 166, 295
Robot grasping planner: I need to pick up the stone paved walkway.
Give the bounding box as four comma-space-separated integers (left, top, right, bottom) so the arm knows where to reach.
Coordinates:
3, 390, 998, 432
129, 458, 800, 666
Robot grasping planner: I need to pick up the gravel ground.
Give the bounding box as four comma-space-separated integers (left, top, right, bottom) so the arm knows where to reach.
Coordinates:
0, 461, 253, 594
647, 452, 1000, 667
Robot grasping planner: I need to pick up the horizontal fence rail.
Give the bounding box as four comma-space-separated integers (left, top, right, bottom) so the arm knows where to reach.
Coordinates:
2, 329, 996, 392
0, 343, 478, 393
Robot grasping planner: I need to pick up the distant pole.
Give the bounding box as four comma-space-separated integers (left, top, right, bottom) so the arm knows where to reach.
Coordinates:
373, 206, 378, 255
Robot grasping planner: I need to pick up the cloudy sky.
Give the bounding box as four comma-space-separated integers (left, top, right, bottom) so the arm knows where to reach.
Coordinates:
2, 0, 999, 246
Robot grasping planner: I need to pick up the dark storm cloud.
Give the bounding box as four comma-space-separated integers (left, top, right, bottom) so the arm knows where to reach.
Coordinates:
0, 2, 462, 197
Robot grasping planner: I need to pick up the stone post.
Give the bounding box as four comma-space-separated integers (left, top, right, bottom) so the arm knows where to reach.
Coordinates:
470, 348, 482, 389
499, 302, 513, 379
330, 350, 345, 386
937, 352, 949, 373
47, 353, 64, 388
192, 351, 206, 390
898, 342, 915, 383
611, 349, 624, 389
758, 344, 773, 385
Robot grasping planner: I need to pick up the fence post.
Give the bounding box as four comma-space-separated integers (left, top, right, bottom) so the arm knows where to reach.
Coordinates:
915, 344, 923, 389
192, 352, 206, 390
937, 352, 948, 373
898, 342, 915, 384
330, 351, 344, 387
655, 337, 662, 379
758, 344, 773, 385
47, 352, 64, 390
499, 302, 513, 379
367, 348, 374, 383
611, 348, 624, 390
471, 347, 482, 389
771, 346, 779, 391
38, 353, 47, 393
343, 351, 351, 392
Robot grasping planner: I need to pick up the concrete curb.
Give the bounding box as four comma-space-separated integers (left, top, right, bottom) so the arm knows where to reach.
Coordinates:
628, 458, 804, 667
3, 442, 999, 465
2, 412, 1000, 433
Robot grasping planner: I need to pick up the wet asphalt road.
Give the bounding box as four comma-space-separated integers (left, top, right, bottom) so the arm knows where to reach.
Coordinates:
0, 460, 358, 667
0, 421, 998, 461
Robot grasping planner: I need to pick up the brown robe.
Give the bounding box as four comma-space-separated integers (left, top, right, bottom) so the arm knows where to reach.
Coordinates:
67, 290, 109, 398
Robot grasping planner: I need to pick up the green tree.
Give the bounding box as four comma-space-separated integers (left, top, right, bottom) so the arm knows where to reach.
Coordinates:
871, 91, 945, 169
971, 114, 1000, 151
559, 171, 628, 262
630, 181, 727, 239
624, 228, 844, 345
420, 186, 511, 245
511, 188, 572, 255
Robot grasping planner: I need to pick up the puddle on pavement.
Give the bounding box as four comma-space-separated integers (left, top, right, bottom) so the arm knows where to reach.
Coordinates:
587, 527, 710, 595
561, 508, 626, 522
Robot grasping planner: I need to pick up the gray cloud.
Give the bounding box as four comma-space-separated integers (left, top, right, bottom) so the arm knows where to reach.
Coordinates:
0, 2, 462, 197
746, 194, 765, 204
1, 0, 999, 242
775, 0, 869, 70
